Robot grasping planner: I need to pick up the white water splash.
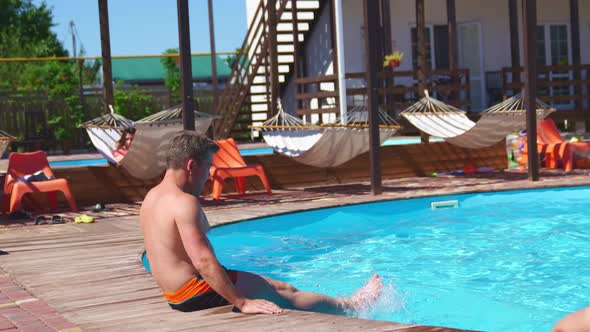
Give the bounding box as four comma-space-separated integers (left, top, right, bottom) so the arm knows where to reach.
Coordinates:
345, 281, 407, 319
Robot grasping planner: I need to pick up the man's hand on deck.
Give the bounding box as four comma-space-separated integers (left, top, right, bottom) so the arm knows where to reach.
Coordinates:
237, 299, 283, 315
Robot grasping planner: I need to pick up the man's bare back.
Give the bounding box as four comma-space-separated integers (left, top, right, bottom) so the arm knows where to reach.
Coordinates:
140, 181, 209, 293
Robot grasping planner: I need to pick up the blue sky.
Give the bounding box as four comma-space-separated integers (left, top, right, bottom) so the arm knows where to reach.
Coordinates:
34, 0, 248, 57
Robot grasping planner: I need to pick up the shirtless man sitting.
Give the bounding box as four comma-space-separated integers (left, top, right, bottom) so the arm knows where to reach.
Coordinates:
140, 131, 383, 314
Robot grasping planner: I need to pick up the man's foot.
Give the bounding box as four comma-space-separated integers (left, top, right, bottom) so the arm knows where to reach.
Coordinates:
343, 274, 383, 311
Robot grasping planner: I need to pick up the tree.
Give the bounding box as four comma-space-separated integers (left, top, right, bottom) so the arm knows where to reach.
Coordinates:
0, 0, 100, 143
161, 48, 181, 105
0, 0, 69, 89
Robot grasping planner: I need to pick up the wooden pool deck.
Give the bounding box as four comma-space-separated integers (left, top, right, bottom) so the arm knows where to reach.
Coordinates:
1, 170, 589, 331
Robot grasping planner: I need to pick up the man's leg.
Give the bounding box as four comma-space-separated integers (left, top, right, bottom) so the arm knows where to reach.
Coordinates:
235, 271, 383, 315
552, 306, 590, 332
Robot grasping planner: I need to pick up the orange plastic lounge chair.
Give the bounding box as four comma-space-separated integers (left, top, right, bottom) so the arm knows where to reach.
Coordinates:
3, 151, 78, 213
520, 119, 590, 172
519, 140, 548, 170
210, 138, 271, 200
538, 119, 590, 172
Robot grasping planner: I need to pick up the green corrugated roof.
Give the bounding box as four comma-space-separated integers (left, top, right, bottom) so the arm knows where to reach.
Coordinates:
111, 55, 232, 82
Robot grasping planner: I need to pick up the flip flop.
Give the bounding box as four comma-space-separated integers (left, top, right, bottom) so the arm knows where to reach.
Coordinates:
51, 215, 65, 224
74, 214, 95, 224
34, 216, 49, 225
9, 210, 32, 221
91, 203, 111, 213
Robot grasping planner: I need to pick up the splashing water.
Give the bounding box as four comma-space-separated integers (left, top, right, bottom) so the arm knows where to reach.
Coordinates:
210, 186, 590, 331
348, 281, 407, 320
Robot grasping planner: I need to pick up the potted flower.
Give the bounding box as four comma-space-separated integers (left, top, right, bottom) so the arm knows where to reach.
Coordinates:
383, 51, 404, 69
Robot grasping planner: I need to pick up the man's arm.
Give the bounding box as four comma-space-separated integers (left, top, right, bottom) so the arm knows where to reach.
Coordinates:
175, 196, 281, 314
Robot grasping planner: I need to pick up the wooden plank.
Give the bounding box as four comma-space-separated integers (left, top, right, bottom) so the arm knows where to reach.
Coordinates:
296, 90, 339, 100
295, 74, 338, 84
296, 107, 339, 115
0, 214, 469, 331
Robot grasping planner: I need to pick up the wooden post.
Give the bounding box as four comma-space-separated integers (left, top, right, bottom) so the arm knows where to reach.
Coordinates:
208, 0, 219, 114
363, 0, 382, 195
381, 0, 393, 55
447, 0, 458, 100
416, 0, 429, 143
509, 0, 521, 86
268, 0, 279, 117
522, 0, 539, 181
569, 0, 584, 127
98, 0, 114, 114
177, 0, 195, 130
381, 0, 394, 111
446, 0, 458, 70
570, 0, 581, 70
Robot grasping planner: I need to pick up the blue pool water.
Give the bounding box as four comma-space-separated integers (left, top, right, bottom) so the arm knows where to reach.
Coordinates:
46, 147, 270, 167
46, 137, 438, 167
49, 159, 109, 167
198, 186, 590, 332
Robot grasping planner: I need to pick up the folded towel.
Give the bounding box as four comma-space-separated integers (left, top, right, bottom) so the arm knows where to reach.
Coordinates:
17, 170, 55, 183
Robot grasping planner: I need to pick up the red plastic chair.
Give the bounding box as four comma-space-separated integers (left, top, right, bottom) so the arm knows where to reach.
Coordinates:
209, 138, 271, 200
3, 151, 78, 213
538, 119, 590, 171
520, 119, 590, 172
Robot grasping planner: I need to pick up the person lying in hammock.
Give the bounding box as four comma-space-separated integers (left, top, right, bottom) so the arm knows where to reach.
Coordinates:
113, 127, 136, 162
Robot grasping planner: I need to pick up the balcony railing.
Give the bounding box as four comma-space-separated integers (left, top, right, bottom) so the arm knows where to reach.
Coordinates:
502, 64, 590, 121
294, 68, 471, 121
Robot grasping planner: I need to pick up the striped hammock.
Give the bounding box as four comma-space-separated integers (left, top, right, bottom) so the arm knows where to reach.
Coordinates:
254, 105, 400, 168
401, 92, 554, 149
117, 106, 219, 179
0, 129, 15, 157
80, 106, 134, 163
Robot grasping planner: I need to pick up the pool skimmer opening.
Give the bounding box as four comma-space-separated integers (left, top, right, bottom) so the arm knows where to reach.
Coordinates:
431, 200, 459, 209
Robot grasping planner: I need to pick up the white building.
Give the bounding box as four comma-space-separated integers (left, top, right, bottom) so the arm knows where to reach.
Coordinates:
216, 0, 590, 138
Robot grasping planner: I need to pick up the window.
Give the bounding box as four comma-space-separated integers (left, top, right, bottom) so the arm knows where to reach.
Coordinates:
411, 25, 450, 70
536, 24, 571, 108
550, 25, 569, 65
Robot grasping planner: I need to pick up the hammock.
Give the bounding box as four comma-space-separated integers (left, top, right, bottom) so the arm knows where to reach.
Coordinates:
0, 129, 15, 157
137, 104, 218, 135
254, 105, 400, 168
118, 106, 219, 179
80, 106, 134, 163
401, 92, 554, 149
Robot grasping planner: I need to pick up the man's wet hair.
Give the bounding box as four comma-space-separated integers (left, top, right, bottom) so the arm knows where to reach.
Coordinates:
166, 131, 219, 169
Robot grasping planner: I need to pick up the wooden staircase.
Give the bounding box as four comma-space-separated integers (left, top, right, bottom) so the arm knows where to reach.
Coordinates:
214, 0, 322, 140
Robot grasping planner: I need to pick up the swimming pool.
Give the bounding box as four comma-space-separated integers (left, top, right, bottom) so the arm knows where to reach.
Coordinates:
49, 158, 109, 167
46, 147, 270, 167
204, 186, 590, 332
47, 137, 443, 167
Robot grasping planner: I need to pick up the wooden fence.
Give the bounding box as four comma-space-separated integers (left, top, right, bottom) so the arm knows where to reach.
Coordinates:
0, 87, 214, 154
502, 64, 590, 122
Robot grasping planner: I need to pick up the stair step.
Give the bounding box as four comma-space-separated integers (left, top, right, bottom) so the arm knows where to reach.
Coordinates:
286, 1, 320, 10
277, 23, 310, 32
279, 12, 315, 21
217, 0, 325, 138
